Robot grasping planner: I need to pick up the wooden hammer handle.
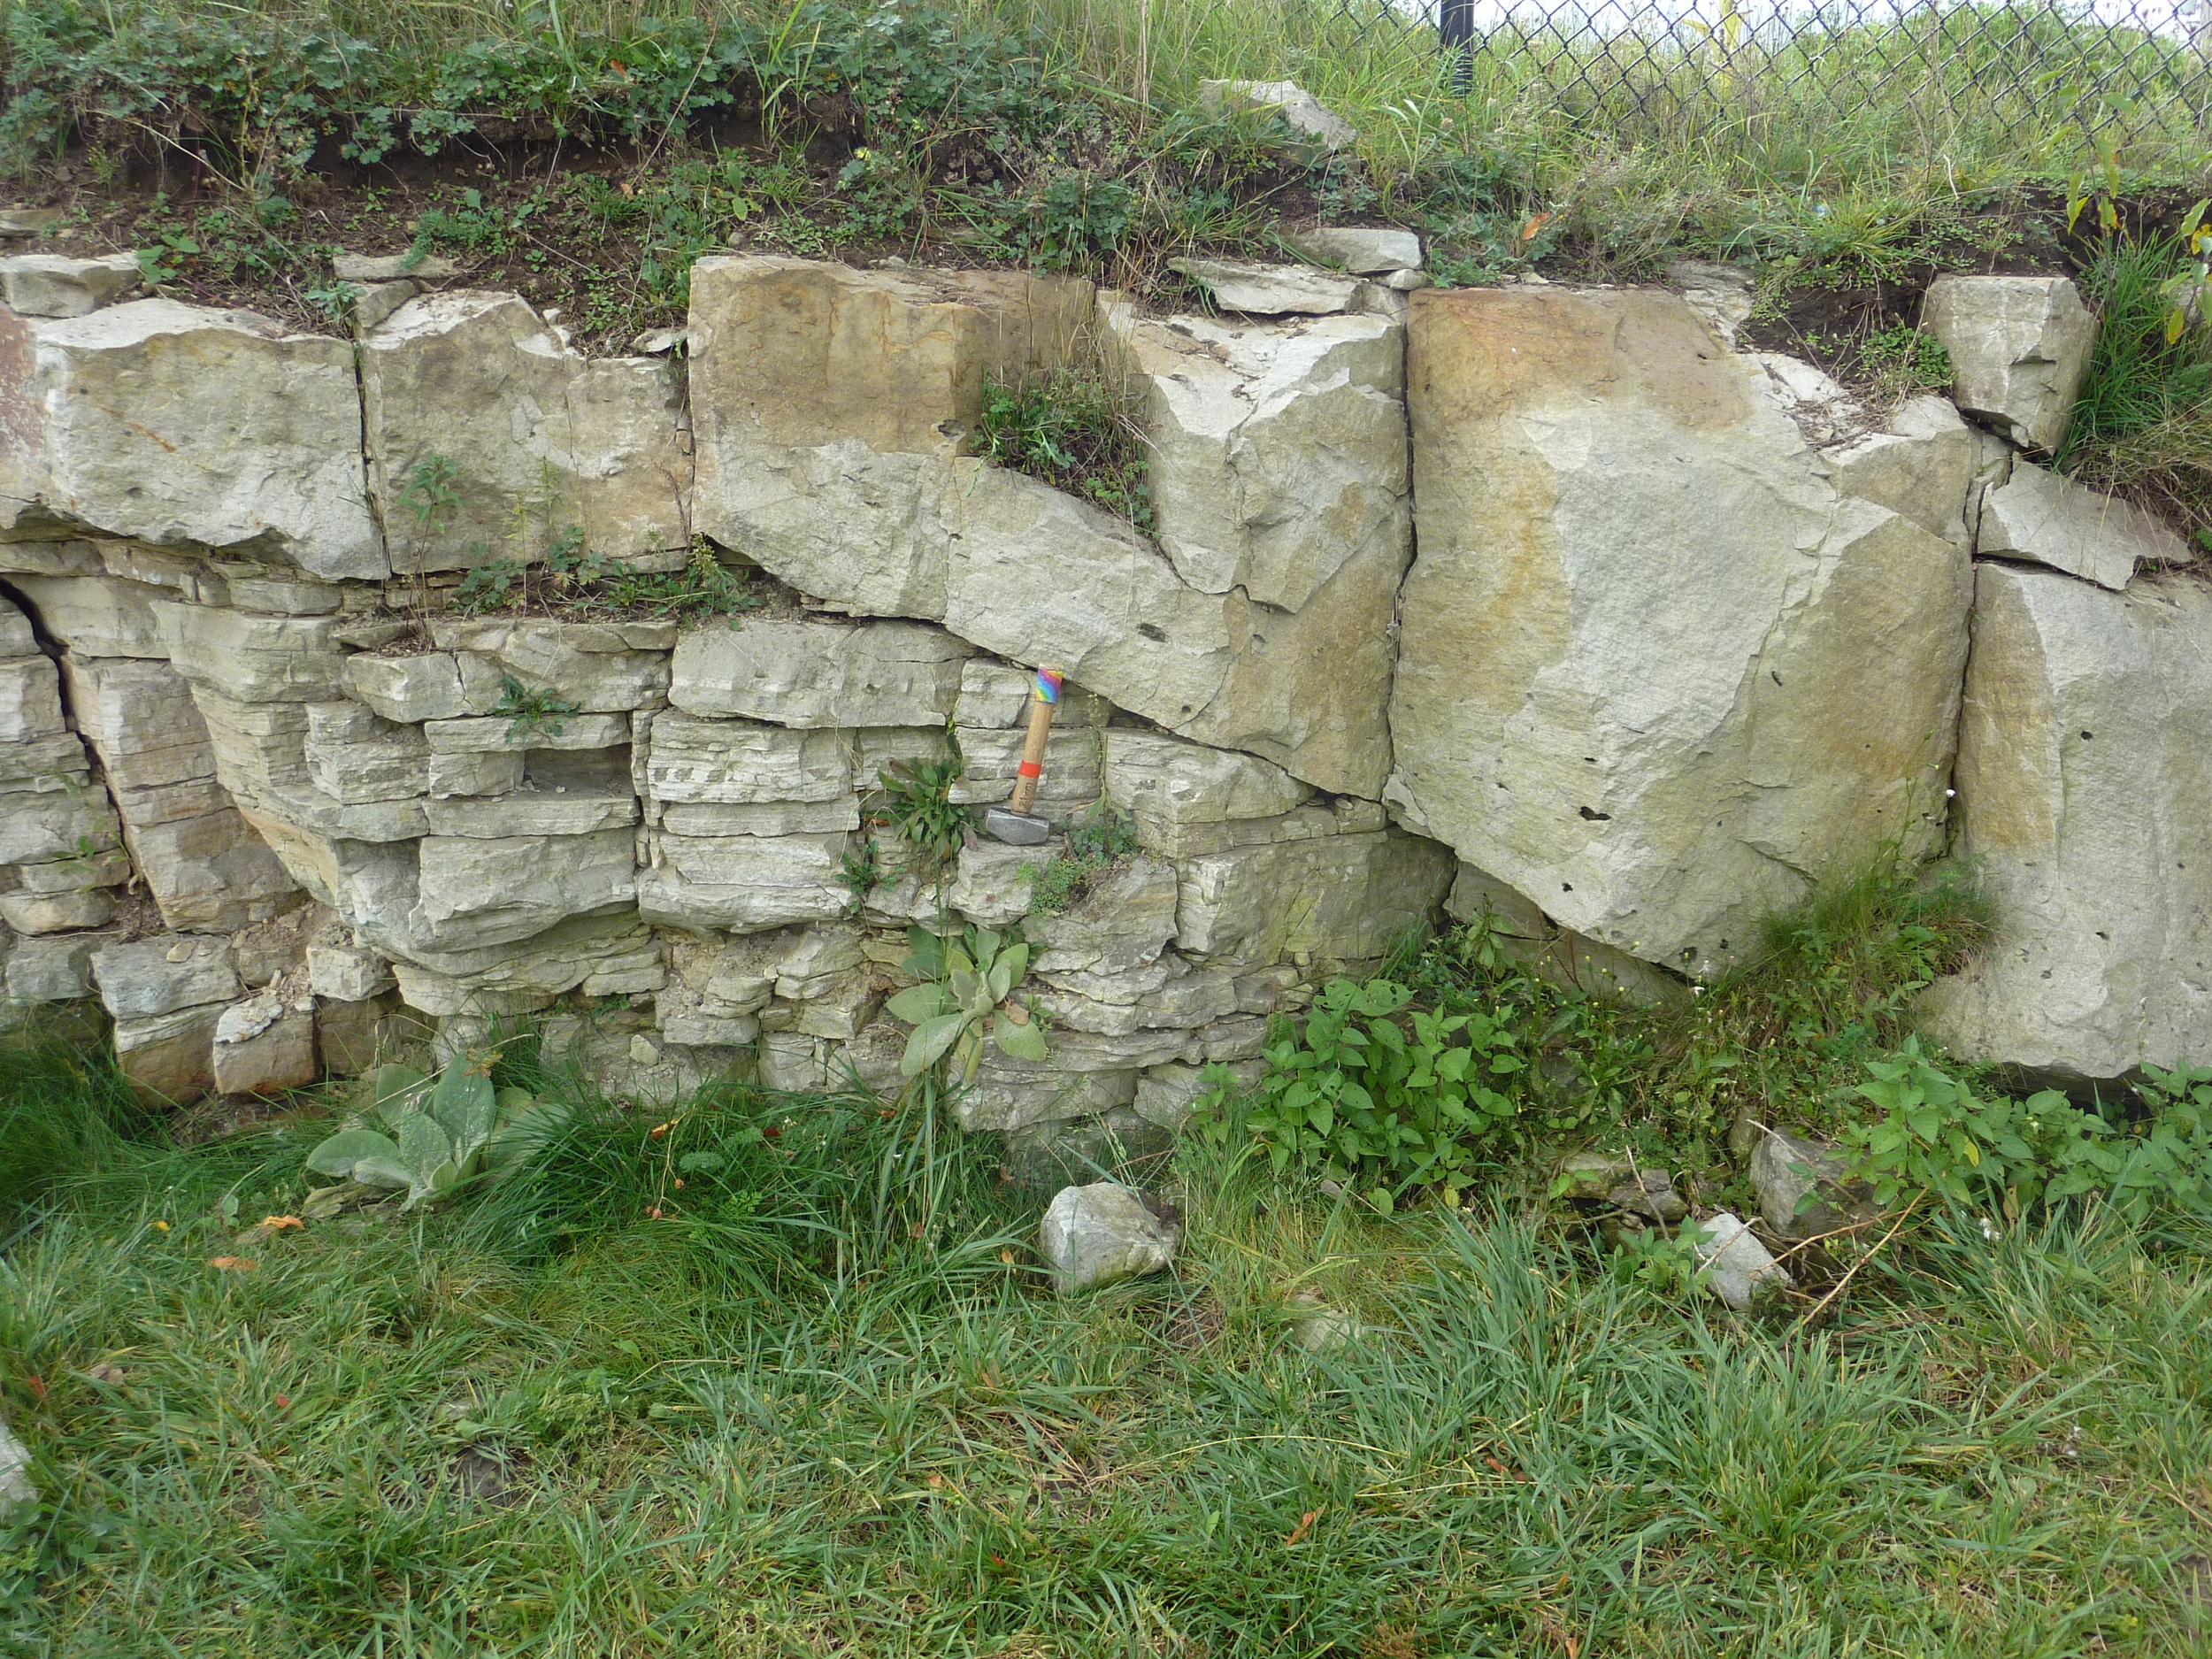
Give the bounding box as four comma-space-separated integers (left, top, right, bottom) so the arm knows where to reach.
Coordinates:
1007, 665, 1063, 817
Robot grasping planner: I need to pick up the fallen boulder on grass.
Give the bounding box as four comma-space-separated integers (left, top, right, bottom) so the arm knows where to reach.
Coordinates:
1040, 1182, 1181, 1294
1694, 1211, 1793, 1310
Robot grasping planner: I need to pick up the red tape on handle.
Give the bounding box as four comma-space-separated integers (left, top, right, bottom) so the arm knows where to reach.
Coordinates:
1017, 761, 1044, 779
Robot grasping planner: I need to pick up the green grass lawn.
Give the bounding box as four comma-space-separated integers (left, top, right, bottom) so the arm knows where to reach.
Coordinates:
4, 1027, 2208, 1657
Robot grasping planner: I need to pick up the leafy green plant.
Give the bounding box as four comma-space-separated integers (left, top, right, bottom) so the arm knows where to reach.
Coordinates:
1839, 1047, 2212, 1225
304, 1057, 552, 1211
884, 924, 1048, 1081
1025, 799, 1138, 917
835, 840, 881, 916
1609, 1217, 1704, 1298
303, 279, 363, 325
401, 452, 463, 536
1026, 170, 1134, 268
603, 542, 760, 622
1839, 1037, 2031, 1209
1862, 323, 1952, 397
1425, 208, 1558, 287
491, 675, 580, 743
2019, 1064, 2212, 1224
130, 228, 196, 285
877, 738, 968, 867
972, 367, 1153, 533
1194, 976, 1529, 1211
453, 556, 526, 615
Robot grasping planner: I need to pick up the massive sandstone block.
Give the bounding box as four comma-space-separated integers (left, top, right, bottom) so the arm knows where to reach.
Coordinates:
1387, 285, 1973, 976
686, 255, 1400, 796
1098, 295, 1410, 615
414, 827, 637, 951
361, 291, 690, 571
154, 603, 354, 703
3, 573, 170, 657
1176, 830, 1453, 967
0, 299, 385, 577
1921, 566, 2212, 1081
1919, 275, 2094, 454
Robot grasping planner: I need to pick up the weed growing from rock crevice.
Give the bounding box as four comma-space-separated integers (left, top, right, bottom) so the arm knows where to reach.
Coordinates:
972, 362, 1155, 533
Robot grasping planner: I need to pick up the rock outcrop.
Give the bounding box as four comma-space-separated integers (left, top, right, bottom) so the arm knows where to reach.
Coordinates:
1975, 460, 2192, 591
360, 290, 690, 572
1389, 284, 1973, 977
6, 249, 2207, 1118
1922, 565, 2212, 1081
686, 255, 1408, 797
1, 299, 385, 576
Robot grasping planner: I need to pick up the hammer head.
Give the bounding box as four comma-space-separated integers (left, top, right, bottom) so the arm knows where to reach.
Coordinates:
984, 805, 1052, 846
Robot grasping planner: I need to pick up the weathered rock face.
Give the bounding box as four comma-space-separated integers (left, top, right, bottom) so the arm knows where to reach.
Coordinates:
61, 655, 298, 933
1922, 565, 2212, 1081
0, 299, 385, 577
1389, 285, 1974, 976
1287, 227, 1422, 275
687, 255, 1405, 797
360, 290, 690, 571
1976, 460, 2192, 591
1822, 396, 1976, 548
1919, 275, 2095, 454
1099, 297, 1409, 611
0, 251, 142, 318
670, 618, 970, 726
1166, 258, 1371, 317
9, 252, 2196, 1117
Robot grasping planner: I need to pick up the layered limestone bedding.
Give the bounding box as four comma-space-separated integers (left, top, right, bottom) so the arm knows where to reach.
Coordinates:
1, 246, 2203, 1132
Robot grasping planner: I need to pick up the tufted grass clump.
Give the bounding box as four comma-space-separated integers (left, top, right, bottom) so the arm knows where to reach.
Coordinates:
972, 363, 1155, 534
2057, 227, 2212, 553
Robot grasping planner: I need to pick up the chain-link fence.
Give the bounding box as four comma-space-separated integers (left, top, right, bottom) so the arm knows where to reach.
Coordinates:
1288, 0, 2212, 157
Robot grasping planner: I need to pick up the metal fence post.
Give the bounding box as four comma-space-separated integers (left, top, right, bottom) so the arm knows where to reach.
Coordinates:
1440, 0, 1476, 93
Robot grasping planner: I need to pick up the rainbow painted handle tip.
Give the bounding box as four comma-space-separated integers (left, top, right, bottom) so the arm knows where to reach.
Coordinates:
1033, 666, 1064, 703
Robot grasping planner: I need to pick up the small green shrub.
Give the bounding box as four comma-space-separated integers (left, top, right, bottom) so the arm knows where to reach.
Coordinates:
835, 840, 881, 915
491, 675, 580, 743
1609, 1217, 1705, 1298
1836, 1044, 2212, 1223
400, 452, 463, 536
1838, 1036, 2036, 1209
1862, 323, 1953, 397
1193, 975, 1532, 1212
453, 556, 526, 615
454, 536, 758, 622
1026, 171, 1135, 268
877, 738, 968, 867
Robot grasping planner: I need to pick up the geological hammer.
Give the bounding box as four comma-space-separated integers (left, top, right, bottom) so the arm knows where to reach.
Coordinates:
982, 665, 1063, 845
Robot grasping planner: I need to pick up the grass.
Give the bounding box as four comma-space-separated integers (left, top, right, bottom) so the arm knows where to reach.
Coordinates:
4, 1034, 2211, 1655
2056, 227, 2212, 550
